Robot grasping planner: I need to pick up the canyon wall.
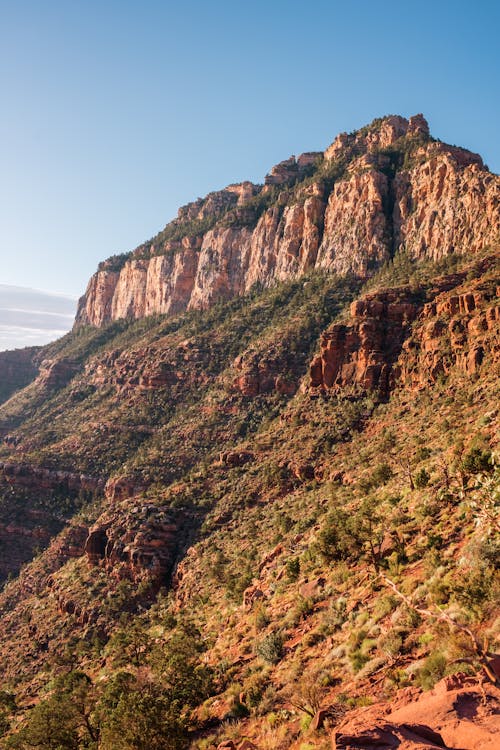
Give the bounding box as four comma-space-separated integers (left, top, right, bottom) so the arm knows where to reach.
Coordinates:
76, 115, 500, 328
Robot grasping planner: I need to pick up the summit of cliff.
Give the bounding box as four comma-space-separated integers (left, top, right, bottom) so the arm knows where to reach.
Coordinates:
75, 114, 499, 328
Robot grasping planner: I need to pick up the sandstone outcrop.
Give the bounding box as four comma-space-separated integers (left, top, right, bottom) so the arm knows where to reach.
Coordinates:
399, 261, 500, 388
309, 288, 420, 397
75, 115, 500, 328
84, 336, 211, 394
83, 501, 182, 587
333, 674, 500, 749
37, 357, 80, 389
316, 169, 390, 276
309, 256, 499, 397
264, 152, 321, 186
394, 144, 498, 261
0, 461, 104, 494
232, 347, 298, 397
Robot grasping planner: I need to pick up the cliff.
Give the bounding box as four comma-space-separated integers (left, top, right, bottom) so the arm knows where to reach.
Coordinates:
75, 114, 500, 327
309, 255, 499, 398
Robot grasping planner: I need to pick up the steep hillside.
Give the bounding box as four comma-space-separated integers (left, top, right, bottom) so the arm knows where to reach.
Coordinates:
0, 116, 498, 750
0, 348, 39, 407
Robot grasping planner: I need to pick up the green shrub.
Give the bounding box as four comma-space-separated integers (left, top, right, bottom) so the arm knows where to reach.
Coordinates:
416, 447, 431, 462
461, 447, 492, 474
256, 632, 284, 664
417, 651, 447, 689
286, 557, 300, 581
316, 508, 363, 561
371, 462, 393, 487
254, 605, 271, 631
451, 563, 495, 617
379, 630, 404, 658
349, 650, 370, 673
414, 468, 430, 488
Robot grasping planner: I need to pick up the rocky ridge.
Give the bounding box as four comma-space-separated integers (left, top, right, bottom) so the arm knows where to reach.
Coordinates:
309, 255, 500, 398
76, 115, 500, 327
332, 673, 500, 749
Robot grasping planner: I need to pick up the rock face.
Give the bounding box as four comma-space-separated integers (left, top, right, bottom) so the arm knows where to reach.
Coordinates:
0, 462, 104, 494
309, 289, 419, 397
316, 169, 390, 276
75, 115, 500, 328
399, 259, 500, 388
232, 347, 299, 397
334, 723, 448, 749
309, 256, 499, 397
264, 152, 321, 186
83, 501, 182, 588
394, 143, 497, 261
37, 358, 80, 389
333, 674, 500, 750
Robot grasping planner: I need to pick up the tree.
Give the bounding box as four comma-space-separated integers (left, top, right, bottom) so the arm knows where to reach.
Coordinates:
99, 679, 187, 750
5, 694, 80, 750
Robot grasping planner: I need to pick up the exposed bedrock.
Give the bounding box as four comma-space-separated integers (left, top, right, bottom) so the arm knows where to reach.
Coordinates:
75, 115, 499, 328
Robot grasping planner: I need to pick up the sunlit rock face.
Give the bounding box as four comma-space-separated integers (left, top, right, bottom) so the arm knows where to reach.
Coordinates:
75, 114, 500, 328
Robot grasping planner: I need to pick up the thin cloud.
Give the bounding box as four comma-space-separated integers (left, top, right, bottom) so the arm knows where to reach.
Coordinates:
0, 285, 76, 351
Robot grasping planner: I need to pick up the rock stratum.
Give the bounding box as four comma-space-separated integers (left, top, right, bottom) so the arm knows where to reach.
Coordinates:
76, 114, 499, 327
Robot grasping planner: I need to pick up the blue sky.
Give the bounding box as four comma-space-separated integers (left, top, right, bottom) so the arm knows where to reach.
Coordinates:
0, 0, 499, 302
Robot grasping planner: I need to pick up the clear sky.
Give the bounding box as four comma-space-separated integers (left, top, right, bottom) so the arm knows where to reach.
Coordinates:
0, 0, 499, 299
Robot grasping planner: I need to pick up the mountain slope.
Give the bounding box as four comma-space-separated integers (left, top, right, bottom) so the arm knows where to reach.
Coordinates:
0, 115, 498, 750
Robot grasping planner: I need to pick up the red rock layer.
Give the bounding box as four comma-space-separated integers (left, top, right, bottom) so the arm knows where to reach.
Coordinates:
83, 501, 182, 588
333, 673, 500, 750
309, 256, 500, 397
309, 289, 420, 397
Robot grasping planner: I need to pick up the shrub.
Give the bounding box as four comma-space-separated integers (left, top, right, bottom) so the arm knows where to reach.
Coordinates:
416, 447, 431, 462
379, 630, 404, 658
254, 605, 271, 631
286, 557, 300, 581
371, 462, 393, 487
316, 508, 363, 561
256, 632, 284, 664
417, 651, 447, 689
451, 563, 495, 617
349, 650, 370, 673
461, 447, 492, 475
414, 468, 430, 488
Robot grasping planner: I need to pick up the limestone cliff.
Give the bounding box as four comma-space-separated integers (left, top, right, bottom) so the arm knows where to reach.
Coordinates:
75, 114, 499, 327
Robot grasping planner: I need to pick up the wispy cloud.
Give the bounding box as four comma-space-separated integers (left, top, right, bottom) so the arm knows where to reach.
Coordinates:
0, 285, 76, 351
